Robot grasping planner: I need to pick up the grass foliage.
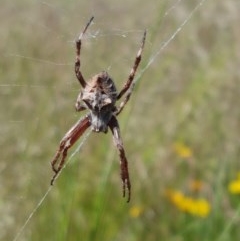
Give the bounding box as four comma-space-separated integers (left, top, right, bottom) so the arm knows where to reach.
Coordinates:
1, 0, 240, 240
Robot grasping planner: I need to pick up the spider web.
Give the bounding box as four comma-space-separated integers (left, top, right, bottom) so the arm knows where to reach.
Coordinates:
0, 0, 208, 240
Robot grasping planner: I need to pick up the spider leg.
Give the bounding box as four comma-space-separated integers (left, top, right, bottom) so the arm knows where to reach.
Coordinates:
114, 86, 133, 116
51, 115, 91, 185
75, 16, 94, 88
117, 30, 146, 100
75, 92, 87, 112
108, 116, 131, 202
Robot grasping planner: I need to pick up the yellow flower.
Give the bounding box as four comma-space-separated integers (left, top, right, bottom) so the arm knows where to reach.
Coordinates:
174, 142, 193, 158
228, 180, 240, 194
129, 205, 143, 218
166, 190, 184, 205
166, 189, 211, 218
194, 199, 211, 218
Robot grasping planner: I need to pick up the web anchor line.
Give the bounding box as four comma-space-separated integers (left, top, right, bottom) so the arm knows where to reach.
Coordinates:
12, 130, 91, 241
135, 0, 207, 84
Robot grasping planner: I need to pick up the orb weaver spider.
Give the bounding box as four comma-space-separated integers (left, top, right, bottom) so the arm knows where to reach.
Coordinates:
50, 16, 146, 202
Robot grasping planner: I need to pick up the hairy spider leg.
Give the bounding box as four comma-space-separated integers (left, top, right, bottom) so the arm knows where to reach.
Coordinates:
108, 116, 131, 202
75, 16, 94, 88
115, 31, 146, 116
51, 115, 91, 185
117, 30, 146, 101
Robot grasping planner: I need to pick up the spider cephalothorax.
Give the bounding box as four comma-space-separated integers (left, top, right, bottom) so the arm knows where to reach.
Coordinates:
50, 16, 146, 202
75, 71, 118, 133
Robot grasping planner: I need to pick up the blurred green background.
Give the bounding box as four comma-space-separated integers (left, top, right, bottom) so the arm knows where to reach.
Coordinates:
1, 0, 240, 240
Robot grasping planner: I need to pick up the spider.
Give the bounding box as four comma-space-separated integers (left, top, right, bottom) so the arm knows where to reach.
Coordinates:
50, 16, 146, 202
